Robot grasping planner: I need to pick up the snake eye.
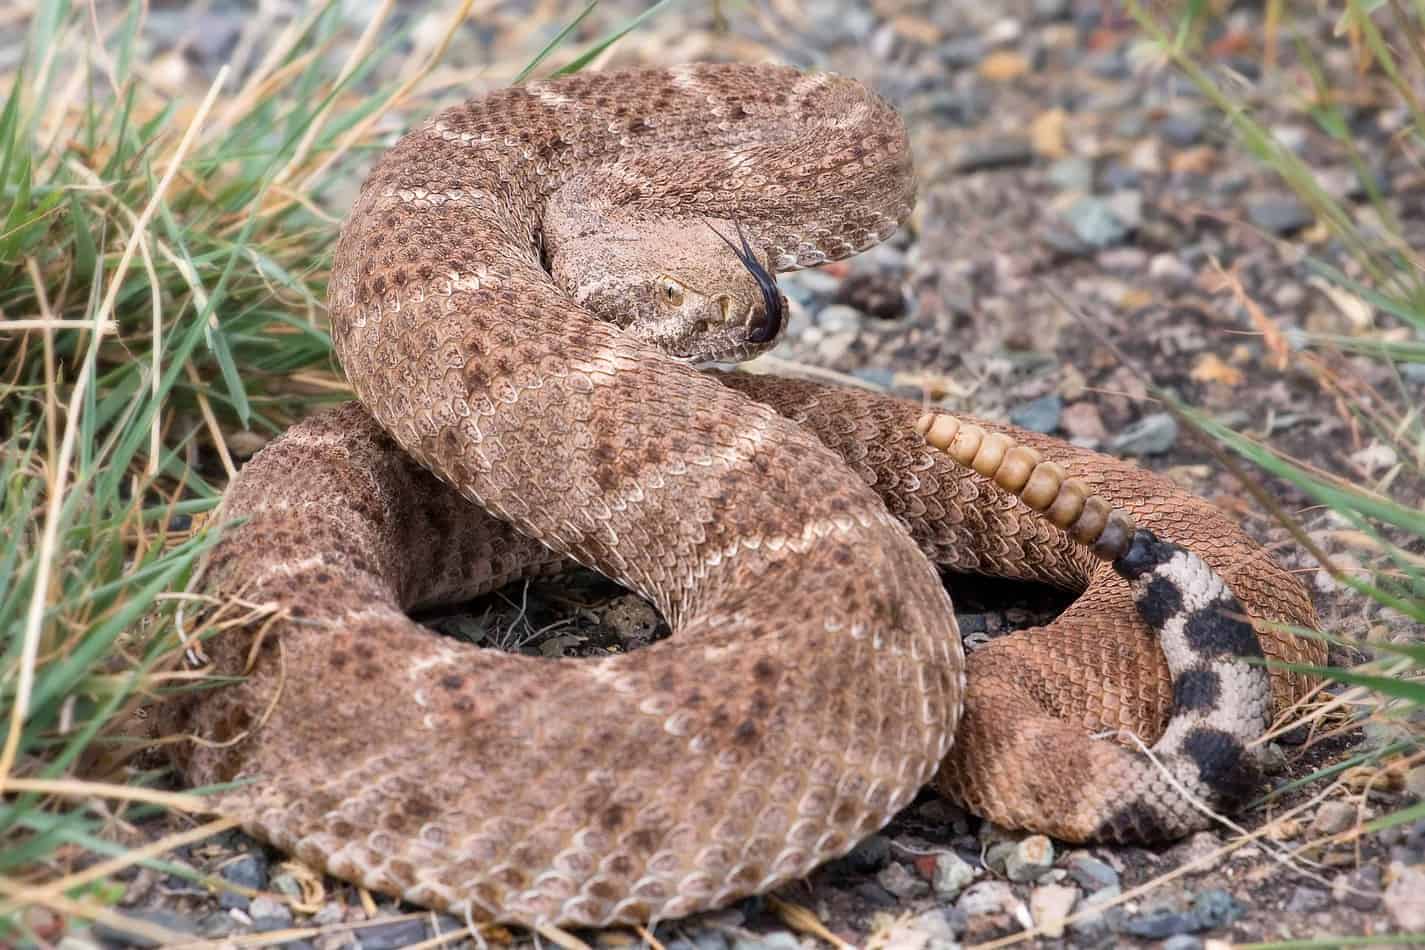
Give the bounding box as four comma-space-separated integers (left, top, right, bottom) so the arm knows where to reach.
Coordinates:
657, 278, 686, 308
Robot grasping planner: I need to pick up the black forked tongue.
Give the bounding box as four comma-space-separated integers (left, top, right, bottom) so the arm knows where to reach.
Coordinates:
708, 219, 784, 344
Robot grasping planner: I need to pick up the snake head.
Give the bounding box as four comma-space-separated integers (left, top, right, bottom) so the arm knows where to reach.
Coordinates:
545, 203, 788, 364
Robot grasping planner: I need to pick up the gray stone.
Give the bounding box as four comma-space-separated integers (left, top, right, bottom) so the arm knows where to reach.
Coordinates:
940, 37, 985, 69
1010, 395, 1062, 434
1190, 889, 1243, 929
1163, 937, 1203, 950
933, 852, 977, 898
1247, 194, 1314, 235
1122, 907, 1196, 939
218, 853, 267, 910
1105, 190, 1144, 230
733, 933, 800, 950
783, 268, 841, 302
250, 895, 294, 933
1046, 157, 1094, 192
1067, 853, 1120, 891
1109, 412, 1178, 456
843, 833, 893, 873
1063, 196, 1129, 248
957, 880, 1016, 918
878, 861, 931, 899
1311, 800, 1356, 836
1335, 864, 1383, 911
1100, 162, 1140, 190
1385, 862, 1425, 931
1149, 253, 1194, 287
816, 303, 863, 334
953, 137, 1035, 173
1068, 884, 1123, 942
1159, 112, 1207, 147
93, 909, 198, 948
1004, 835, 1054, 882
1285, 885, 1329, 914
358, 917, 429, 950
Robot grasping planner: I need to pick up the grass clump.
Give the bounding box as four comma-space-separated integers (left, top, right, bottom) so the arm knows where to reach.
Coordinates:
0, 0, 663, 940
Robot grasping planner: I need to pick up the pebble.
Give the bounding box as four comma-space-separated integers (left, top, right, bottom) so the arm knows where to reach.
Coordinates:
843, 833, 892, 873
1407, 765, 1425, 799
1384, 862, 1425, 931
1164, 938, 1204, 950
783, 268, 841, 302
940, 36, 985, 69
1067, 853, 1120, 891
93, 909, 198, 948
249, 895, 293, 932
1334, 864, 1383, 911
1123, 905, 1199, 939
357, 917, 430, 950
1109, 411, 1179, 456
1029, 883, 1077, 938
816, 303, 863, 334
1311, 800, 1357, 837
1067, 884, 1123, 942
1009, 394, 1062, 433
1246, 194, 1314, 235
1191, 889, 1243, 929
1004, 834, 1054, 882
1047, 156, 1093, 191
953, 136, 1035, 172
217, 853, 268, 910
904, 909, 961, 950
878, 861, 931, 899
957, 880, 1017, 918
1285, 885, 1329, 913
732, 933, 800, 950
933, 851, 977, 898
1149, 252, 1195, 287
1063, 195, 1129, 248
1159, 112, 1207, 147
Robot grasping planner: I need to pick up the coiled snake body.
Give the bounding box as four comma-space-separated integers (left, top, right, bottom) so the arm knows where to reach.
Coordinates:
166, 64, 1324, 927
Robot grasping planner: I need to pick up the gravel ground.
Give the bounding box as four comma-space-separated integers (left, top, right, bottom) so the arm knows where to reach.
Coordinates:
16, 0, 1425, 946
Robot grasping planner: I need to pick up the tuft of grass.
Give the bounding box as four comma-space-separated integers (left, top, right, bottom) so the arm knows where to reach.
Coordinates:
1126, 0, 1425, 905
0, 0, 663, 941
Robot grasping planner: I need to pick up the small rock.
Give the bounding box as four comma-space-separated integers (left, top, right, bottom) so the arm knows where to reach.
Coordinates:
1105, 190, 1144, 230
93, 909, 198, 948
940, 36, 985, 69
957, 880, 1016, 918
1246, 194, 1314, 235
978, 50, 1030, 81
1109, 412, 1178, 456
878, 861, 931, 899
1097, 246, 1148, 273
1004, 835, 1054, 882
1063, 196, 1129, 248
905, 908, 962, 949
249, 895, 293, 933
953, 137, 1035, 173
783, 268, 841, 302
816, 303, 863, 334
843, 834, 893, 873
1385, 862, 1425, 930
1190, 889, 1244, 930
1123, 905, 1197, 940
218, 853, 267, 910
358, 917, 430, 950
1009, 395, 1062, 434
1407, 765, 1425, 799
1100, 161, 1141, 190
1047, 156, 1094, 191
732, 933, 799, 950
1311, 800, 1357, 837
1165, 830, 1226, 874
1164, 937, 1204, 950
933, 852, 977, 899
1149, 253, 1195, 287
1285, 885, 1329, 913
854, 880, 901, 908
1159, 112, 1207, 147
1068, 884, 1123, 942
1029, 883, 1078, 938
1067, 853, 1120, 891
1334, 864, 1382, 911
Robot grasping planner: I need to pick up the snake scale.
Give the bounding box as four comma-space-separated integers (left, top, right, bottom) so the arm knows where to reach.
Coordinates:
164, 64, 1325, 928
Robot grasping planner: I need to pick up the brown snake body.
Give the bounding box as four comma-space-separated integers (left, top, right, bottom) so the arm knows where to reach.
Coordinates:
166, 64, 1324, 927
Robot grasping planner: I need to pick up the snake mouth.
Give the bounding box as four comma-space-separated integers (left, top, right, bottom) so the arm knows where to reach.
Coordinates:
708, 219, 784, 345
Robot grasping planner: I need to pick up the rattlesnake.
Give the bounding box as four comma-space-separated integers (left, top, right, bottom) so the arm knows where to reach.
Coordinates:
165, 63, 1324, 927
